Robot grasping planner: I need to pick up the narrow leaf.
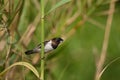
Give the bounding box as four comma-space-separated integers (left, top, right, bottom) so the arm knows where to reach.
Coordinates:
46, 0, 71, 15
0, 62, 39, 78
98, 57, 120, 79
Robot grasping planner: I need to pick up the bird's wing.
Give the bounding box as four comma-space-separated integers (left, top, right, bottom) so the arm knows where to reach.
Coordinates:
36, 40, 49, 48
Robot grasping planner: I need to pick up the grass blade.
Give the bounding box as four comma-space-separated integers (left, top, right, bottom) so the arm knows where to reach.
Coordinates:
46, 0, 71, 15
98, 57, 120, 79
0, 62, 39, 78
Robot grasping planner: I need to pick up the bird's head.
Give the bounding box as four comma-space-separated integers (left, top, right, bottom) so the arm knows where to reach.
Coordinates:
52, 37, 63, 44
51, 37, 63, 49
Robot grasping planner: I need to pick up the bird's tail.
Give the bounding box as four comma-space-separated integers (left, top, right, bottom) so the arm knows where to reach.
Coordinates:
25, 50, 36, 55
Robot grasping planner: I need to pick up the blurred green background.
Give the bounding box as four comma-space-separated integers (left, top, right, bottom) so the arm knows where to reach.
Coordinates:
0, 0, 120, 80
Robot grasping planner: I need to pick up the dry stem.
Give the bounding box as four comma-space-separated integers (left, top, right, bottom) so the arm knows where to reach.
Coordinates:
95, 0, 115, 80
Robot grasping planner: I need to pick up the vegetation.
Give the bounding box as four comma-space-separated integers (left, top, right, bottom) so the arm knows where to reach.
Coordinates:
0, 0, 120, 80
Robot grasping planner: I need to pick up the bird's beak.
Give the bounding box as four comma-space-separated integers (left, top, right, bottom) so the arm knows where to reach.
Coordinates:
60, 39, 64, 43
60, 41, 63, 43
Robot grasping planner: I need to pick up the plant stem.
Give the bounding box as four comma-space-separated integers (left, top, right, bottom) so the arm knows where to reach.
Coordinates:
40, 0, 45, 80
94, 0, 115, 80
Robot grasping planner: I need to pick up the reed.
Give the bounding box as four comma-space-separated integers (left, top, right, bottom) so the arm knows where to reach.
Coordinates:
40, 0, 45, 80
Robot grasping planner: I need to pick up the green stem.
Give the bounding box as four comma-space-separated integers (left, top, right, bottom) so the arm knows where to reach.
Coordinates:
40, 0, 45, 80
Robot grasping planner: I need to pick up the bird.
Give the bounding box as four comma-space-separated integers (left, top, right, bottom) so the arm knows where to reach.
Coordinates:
25, 37, 63, 55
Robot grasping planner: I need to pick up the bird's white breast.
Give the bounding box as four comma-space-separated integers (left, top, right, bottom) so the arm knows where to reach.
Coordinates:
44, 40, 53, 52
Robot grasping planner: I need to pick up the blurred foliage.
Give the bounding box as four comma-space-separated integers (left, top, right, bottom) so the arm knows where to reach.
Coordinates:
0, 0, 120, 80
